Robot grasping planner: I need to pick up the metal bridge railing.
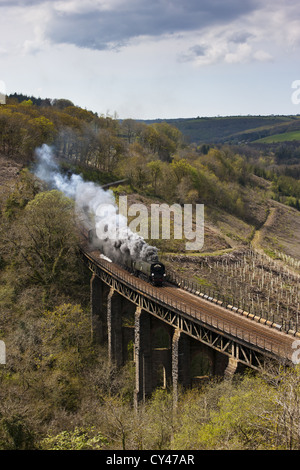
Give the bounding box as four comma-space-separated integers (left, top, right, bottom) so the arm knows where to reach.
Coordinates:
166, 271, 299, 336
81, 250, 292, 361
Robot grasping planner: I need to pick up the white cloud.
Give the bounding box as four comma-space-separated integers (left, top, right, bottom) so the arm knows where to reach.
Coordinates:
53, 0, 126, 14
176, 0, 300, 67
36, 0, 259, 51
2, 0, 299, 65
177, 28, 272, 67
0, 2, 52, 57
1, 0, 300, 119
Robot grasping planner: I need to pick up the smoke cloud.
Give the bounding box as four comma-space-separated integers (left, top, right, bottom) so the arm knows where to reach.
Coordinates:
34, 144, 158, 263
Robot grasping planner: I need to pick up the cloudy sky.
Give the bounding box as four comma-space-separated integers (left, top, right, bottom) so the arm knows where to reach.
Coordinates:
1, 0, 300, 119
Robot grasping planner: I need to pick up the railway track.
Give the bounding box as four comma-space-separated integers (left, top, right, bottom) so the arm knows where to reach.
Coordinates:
84, 248, 296, 363
160, 283, 294, 358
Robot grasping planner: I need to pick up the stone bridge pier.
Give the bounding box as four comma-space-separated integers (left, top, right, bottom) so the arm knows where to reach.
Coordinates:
90, 273, 240, 406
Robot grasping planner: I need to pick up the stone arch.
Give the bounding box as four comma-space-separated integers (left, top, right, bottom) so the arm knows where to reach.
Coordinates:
156, 364, 167, 389
190, 351, 212, 377
151, 322, 172, 390
152, 325, 171, 349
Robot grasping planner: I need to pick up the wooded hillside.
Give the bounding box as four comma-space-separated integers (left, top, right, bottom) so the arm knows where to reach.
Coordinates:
0, 95, 300, 450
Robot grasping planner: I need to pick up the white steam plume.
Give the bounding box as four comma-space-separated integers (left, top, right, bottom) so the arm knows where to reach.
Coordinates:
33, 144, 158, 263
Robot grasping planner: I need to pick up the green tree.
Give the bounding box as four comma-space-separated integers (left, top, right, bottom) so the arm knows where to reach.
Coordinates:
6, 190, 79, 306
170, 158, 193, 183
40, 427, 108, 450
20, 99, 33, 107
37, 303, 94, 412
28, 116, 56, 147
147, 160, 163, 192
141, 122, 182, 162
173, 374, 282, 450
2, 169, 41, 220
121, 119, 145, 144
52, 98, 75, 109
273, 367, 300, 449
143, 389, 174, 450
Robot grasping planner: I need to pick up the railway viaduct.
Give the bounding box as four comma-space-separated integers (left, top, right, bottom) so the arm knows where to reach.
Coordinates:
80, 247, 296, 407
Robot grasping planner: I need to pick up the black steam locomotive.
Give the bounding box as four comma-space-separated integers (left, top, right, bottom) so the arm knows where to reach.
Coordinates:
79, 222, 166, 286
124, 258, 166, 287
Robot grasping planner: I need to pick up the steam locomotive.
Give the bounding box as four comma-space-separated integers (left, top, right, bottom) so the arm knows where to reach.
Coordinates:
79, 223, 166, 287
124, 258, 166, 287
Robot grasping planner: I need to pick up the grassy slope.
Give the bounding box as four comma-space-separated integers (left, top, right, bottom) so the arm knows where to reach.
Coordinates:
253, 130, 300, 143
144, 115, 300, 144
121, 178, 300, 265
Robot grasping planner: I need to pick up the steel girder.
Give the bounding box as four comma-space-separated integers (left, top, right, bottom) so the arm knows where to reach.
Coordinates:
80, 249, 286, 372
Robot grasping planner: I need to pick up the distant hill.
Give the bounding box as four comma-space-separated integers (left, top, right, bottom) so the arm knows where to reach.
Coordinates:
142, 115, 300, 145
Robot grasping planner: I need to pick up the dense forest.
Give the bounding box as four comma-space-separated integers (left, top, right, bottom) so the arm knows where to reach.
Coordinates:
0, 95, 300, 450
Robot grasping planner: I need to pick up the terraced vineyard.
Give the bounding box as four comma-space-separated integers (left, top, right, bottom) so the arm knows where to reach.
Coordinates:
165, 248, 300, 333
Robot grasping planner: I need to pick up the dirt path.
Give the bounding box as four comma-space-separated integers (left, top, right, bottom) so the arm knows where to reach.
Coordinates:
251, 203, 300, 276
251, 206, 277, 252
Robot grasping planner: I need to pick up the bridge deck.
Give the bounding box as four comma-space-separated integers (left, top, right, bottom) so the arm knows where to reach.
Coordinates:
83, 248, 296, 364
